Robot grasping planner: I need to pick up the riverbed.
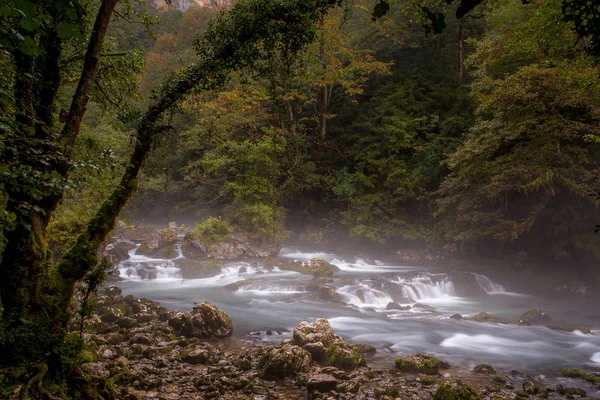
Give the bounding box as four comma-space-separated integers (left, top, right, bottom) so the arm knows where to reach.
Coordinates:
114, 244, 600, 391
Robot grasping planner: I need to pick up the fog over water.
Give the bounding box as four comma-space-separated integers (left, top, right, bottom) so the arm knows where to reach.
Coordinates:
115, 244, 600, 384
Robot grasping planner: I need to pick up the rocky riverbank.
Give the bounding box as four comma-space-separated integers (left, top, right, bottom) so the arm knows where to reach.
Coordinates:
45, 287, 600, 400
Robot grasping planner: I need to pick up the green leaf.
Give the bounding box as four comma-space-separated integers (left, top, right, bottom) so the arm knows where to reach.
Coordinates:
20, 17, 40, 32
18, 35, 38, 56
56, 21, 79, 39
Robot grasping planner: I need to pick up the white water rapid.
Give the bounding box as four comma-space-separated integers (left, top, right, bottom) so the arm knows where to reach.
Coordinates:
115, 245, 600, 377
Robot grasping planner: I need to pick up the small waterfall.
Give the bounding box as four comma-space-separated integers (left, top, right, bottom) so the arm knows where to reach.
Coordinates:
393, 274, 456, 302
118, 259, 182, 280
337, 283, 394, 308
473, 274, 506, 294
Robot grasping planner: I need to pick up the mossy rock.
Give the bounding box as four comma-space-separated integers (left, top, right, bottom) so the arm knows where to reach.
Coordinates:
395, 354, 446, 375
354, 343, 377, 355
175, 258, 222, 279
468, 312, 506, 323
417, 374, 438, 385
434, 379, 481, 400
257, 345, 312, 380
561, 368, 600, 384
324, 342, 367, 371
474, 364, 496, 374
493, 376, 506, 384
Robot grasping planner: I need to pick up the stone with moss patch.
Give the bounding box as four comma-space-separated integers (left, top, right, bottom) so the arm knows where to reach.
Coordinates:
395, 354, 447, 375
474, 364, 496, 374
324, 342, 366, 371
561, 368, 600, 384
434, 379, 481, 400
257, 345, 312, 380
168, 302, 232, 338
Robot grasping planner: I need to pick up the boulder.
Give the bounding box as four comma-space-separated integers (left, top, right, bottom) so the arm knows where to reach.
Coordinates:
354, 343, 377, 356
137, 222, 178, 257
106, 241, 136, 263
395, 354, 447, 375
386, 302, 411, 311
413, 303, 436, 312
279, 258, 339, 277
317, 286, 343, 302
168, 302, 232, 338
473, 364, 496, 374
306, 373, 338, 393
467, 312, 505, 323
175, 258, 222, 279
257, 345, 312, 380
324, 341, 366, 371
293, 318, 337, 348
434, 379, 481, 400
180, 348, 212, 365
517, 308, 553, 326
182, 231, 280, 261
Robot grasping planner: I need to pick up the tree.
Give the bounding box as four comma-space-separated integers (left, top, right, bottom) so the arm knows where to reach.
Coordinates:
0, 0, 339, 387
436, 0, 600, 261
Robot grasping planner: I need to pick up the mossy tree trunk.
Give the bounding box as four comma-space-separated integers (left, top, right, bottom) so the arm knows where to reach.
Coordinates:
0, 0, 338, 380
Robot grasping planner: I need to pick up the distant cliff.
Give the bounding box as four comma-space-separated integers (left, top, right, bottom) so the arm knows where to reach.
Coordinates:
168, 0, 235, 11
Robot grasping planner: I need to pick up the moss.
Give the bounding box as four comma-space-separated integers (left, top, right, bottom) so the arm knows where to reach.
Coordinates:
493, 376, 506, 384
561, 368, 600, 384
434, 379, 481, 400
324, 342, 366, 371
192, 217, 232, 247
395, 354, 444, 375
418, 374, 438, 385
565, 387, 586, 397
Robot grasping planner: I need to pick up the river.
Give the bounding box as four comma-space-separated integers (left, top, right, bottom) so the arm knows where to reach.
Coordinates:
114, 243, 600, 388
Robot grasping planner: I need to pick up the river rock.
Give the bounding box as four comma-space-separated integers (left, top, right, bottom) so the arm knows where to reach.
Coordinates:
517, 308, 553, 326
324, 341, 366, 371
395, 354, 447, 375
175, 258, 221, 279
293, 318, 338, 348
434, 379, 481, 400
386, 302, 411, 311
473, 364, 496, 374
307, 373, 338, 393
137, 222, 178, 257
182, 231, 280, 260
180, 348, 212, 364
168, 302, 232, 338
467, 312, 505, 323
106, 241, 136, 263
279, 258, 339, 277
257, 344, 312, 380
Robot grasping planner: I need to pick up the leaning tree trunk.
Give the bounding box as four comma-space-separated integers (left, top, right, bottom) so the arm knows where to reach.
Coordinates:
0, 0, 119, 323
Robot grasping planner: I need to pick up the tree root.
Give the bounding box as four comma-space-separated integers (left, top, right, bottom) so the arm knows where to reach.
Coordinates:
20, 363, 48, 399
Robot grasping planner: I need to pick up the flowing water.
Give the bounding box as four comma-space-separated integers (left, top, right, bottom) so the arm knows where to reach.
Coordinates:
115, 244, 600, 385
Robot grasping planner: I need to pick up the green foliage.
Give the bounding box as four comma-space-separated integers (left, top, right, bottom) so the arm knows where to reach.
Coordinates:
192, 217, 232, 245
437, 0, 600, 259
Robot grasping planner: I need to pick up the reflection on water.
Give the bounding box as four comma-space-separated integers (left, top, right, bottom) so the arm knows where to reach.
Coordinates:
115, 245, 600, 375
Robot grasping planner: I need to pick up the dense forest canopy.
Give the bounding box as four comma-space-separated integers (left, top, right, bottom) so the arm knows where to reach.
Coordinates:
0, 0, 599, 395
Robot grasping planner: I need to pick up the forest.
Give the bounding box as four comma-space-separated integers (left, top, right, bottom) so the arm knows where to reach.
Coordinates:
1, 0, 599, 398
